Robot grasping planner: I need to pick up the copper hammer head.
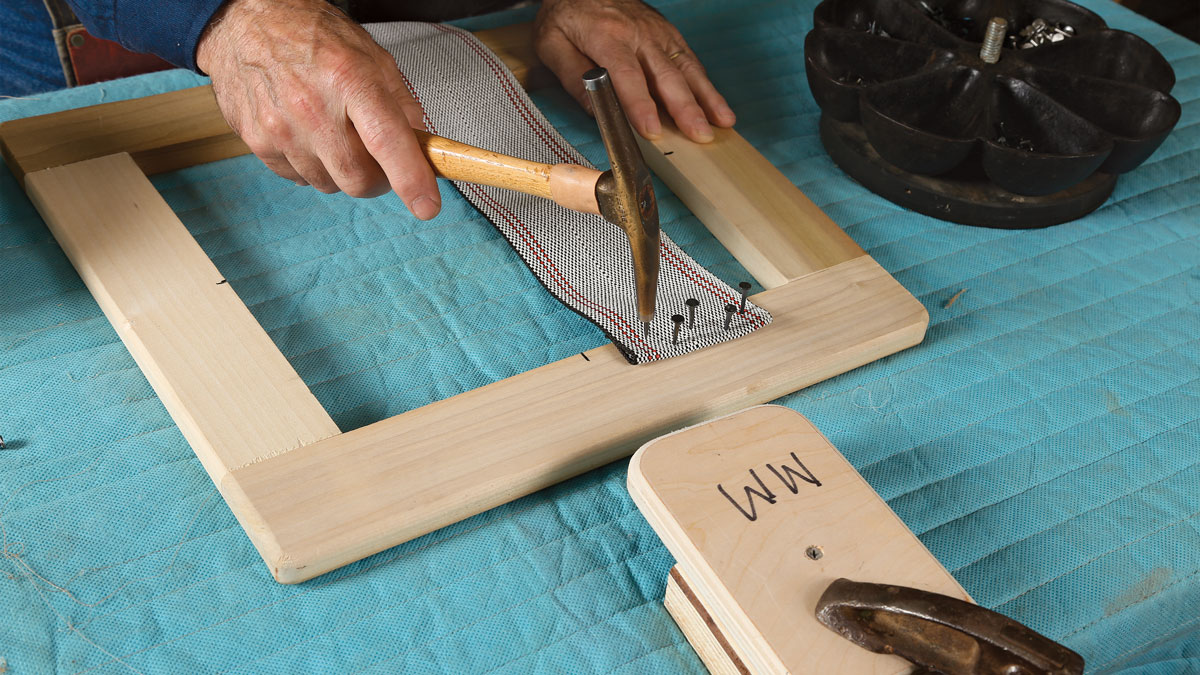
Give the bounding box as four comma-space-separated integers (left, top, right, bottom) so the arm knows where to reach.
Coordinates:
582, 68, 661, 330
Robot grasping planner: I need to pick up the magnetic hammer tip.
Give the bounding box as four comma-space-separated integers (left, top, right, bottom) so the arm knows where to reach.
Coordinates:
582, 68, 609, 91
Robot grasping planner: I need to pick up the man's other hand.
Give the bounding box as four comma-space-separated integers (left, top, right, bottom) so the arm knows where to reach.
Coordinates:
535, 0, 736, 143
196, 0, 441, 218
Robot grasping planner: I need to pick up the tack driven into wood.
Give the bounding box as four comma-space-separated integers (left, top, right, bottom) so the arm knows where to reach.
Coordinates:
4, 21, 930, 584
226, 256, 926, 582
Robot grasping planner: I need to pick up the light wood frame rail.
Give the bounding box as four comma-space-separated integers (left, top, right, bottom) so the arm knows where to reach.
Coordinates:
0, 23, 928, 583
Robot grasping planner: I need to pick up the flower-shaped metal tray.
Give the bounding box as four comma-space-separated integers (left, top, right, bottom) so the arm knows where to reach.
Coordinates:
805, 0, 1181, 228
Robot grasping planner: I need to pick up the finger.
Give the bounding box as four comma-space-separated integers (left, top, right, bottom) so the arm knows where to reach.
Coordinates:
535, 29, 597, 114
284, 148, 339, 194
260, 155, 307, 185
642, 48, 713, 143
313, 119, 390, 198
672, 49, 736, 128
239, 121, 310, 186
345, 78, 441, 219
577, 43, 661, 139
376, 57, 429, 131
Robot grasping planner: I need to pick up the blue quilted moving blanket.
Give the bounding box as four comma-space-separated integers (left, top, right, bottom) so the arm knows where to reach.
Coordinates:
1, 0, 1197, 672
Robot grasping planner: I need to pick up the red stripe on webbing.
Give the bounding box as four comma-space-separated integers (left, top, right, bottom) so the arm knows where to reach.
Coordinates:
432, 24, 576, 164
401, 66, 656, 355
660, 244, 768, 329
464, 183, 662, 359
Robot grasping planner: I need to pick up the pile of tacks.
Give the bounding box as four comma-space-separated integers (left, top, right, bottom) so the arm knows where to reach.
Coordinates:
1010, 18, 1077, 49
913, 1, 1077, 50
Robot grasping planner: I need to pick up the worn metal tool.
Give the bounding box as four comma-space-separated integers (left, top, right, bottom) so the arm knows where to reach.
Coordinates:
816, 578, 1085, 674
412, 67, 660, 328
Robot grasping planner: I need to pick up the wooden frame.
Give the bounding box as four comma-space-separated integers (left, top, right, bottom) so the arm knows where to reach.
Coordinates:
0, 24, 928, 583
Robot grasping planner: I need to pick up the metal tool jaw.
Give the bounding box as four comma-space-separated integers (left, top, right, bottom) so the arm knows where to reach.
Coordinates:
583, 68, 661, 329
816, 579, 1085, 675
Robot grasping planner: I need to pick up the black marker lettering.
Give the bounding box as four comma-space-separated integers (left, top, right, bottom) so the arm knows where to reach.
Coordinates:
767, 452, 822, 493
717, 469, 778, 522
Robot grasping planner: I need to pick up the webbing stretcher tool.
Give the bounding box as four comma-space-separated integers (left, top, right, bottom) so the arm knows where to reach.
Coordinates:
816, 578, 1085, 675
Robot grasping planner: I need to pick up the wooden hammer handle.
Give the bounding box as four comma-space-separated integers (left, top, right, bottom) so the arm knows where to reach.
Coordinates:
414, 129, 602, 215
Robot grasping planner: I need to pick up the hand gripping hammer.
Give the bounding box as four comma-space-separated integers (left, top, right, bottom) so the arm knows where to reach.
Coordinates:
412, 68, 660, 330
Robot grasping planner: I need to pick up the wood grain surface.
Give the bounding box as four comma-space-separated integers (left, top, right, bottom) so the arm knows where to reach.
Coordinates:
25, 153, 341, 483
0, 23, 857, 288
8, 21, 930, 584
225, 257, 927, 582
629, 406, 970, 673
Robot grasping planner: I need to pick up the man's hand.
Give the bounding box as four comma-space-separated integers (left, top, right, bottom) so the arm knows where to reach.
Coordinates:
196, 0, 441, 218
535, 0, 736, 143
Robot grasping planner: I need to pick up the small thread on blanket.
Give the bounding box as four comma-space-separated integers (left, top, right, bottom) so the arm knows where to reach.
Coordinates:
0, 451, 146, 673
944, 288, 968, 308
1, 450, 216, 610
851, 383, 893, 411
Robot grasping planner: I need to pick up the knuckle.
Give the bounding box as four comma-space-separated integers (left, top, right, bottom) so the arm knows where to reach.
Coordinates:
258, 112, 290, 140
355, 114, 399, 153
284, 92, 321, 128
609, 63, 643, 81
677, 58, 707, 76
326, 53, 379, 96
311, 179, 340, 194
592, 16, 631, 39
243, 133, 277, 160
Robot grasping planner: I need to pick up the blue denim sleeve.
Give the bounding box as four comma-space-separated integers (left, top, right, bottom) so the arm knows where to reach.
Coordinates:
66, 0, 231, 70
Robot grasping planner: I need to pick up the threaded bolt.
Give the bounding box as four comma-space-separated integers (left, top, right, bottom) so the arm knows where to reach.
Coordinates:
980, 17, 1007, 63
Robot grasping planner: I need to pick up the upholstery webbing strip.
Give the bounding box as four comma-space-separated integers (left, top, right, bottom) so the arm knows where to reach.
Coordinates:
366, 22, 771, 364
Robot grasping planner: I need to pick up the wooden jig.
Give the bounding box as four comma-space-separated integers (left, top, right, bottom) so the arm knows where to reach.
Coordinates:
629, 406, 970, 673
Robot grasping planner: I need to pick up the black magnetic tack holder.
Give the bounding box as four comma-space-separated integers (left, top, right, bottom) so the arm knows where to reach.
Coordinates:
804, 0, 1181, 228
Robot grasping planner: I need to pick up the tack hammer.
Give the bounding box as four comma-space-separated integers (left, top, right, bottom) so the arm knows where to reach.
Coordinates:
413, 68, 660, 330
